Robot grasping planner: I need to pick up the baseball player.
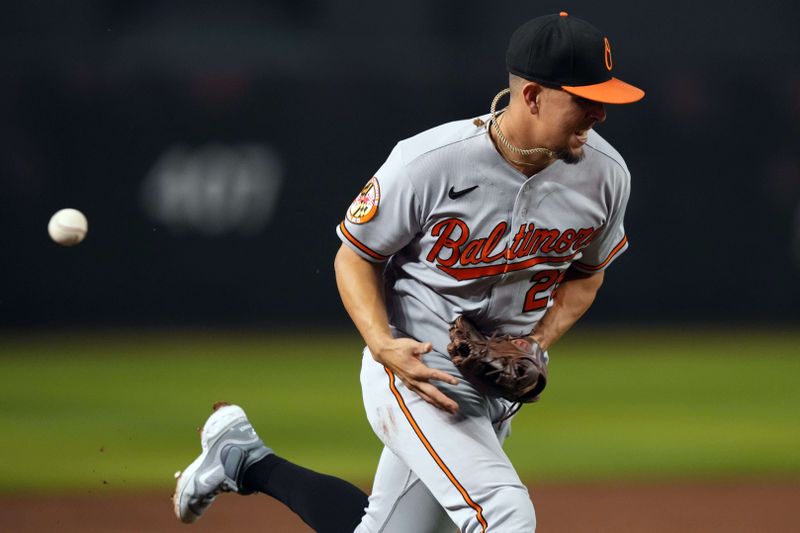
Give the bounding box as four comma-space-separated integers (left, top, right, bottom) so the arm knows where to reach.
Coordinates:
173, 12, 643, 532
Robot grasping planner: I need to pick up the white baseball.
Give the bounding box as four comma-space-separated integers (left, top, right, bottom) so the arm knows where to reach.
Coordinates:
48, 208, 89, 246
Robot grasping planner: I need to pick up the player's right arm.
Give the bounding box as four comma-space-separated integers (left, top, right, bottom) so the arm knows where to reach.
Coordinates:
334, 244, 459, 414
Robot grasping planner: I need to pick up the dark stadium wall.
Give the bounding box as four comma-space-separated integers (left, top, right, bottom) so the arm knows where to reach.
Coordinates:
1, 0, 798, 326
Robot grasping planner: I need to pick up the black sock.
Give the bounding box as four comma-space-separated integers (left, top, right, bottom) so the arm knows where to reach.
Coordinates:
242, 454, 368, 533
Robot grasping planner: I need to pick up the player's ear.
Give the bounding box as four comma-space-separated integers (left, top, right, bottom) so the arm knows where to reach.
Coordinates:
521, 82, 544, 115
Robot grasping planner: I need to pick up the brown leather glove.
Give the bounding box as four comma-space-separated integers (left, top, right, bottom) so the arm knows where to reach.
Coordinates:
447, 315, 548, 403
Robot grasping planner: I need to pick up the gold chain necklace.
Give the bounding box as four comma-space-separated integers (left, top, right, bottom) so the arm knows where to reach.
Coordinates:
489, 88, 555, 165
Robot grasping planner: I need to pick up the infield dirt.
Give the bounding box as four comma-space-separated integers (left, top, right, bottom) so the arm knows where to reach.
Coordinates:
2, 481, 797, 532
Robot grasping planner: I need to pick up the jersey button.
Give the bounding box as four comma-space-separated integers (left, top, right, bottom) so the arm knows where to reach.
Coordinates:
520, 208, 528, 217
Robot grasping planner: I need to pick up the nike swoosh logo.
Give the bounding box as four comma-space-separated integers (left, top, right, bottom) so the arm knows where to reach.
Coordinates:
448, 185, 479, 199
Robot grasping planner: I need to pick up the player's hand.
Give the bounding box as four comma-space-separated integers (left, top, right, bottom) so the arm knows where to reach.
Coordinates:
372, 338, 460, 414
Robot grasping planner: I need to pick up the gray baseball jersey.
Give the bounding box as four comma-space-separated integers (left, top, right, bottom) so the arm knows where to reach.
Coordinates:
340, 113, 632, 532
337, 113, 630, 358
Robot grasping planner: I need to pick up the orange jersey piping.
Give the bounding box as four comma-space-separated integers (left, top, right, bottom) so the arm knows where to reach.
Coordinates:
574, 235, 628, 272
339, 221, 388, 261
384, 367, 488, 532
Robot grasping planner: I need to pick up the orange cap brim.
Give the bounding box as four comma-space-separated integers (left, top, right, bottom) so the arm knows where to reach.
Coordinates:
562, 77, 645, 104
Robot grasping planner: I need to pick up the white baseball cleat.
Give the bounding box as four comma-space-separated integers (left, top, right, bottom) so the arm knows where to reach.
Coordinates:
172, 403, 273, 523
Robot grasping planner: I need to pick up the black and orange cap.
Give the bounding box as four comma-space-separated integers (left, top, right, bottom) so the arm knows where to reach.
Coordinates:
506, 12, 644, 104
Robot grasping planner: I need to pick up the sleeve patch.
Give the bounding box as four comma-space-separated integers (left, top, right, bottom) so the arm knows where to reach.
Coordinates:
346, 177, 381, 224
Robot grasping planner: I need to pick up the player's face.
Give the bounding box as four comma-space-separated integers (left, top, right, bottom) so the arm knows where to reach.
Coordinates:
536, 88, 606, 164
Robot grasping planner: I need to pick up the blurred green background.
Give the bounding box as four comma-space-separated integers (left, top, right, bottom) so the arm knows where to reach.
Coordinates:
2, 328, 798, 493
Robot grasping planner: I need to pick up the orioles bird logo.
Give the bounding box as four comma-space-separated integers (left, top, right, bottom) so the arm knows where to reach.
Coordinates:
604, 37, 613, 71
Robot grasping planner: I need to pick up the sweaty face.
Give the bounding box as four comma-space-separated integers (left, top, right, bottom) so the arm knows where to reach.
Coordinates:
535, 88, 606, 165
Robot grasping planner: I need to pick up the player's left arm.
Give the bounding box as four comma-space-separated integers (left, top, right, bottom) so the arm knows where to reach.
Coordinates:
529, 268, 604, 351
531, 159, 631, 350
